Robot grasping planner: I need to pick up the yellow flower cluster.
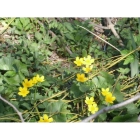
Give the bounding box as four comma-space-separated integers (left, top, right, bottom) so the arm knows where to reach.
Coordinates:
38, 114, 53, 123
101, 88, 116, 104
74, 55, 95, 82
18, 74, 45, 97
85, 96, 98, 114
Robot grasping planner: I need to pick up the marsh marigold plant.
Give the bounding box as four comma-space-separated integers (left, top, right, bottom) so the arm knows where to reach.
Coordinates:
85, 96, 99, 114
18, 74, 45, 97
101, 88, 116, 104
74, 55, 95, 82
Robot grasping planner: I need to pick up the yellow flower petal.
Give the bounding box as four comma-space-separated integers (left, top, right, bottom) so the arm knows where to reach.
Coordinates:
18, 87, 29, 97
22, 79, 34, 88
101, 88, 110, 96
85, 96, 94, 105
76, 73, 88, 82
38, 114, 53, 123
88, 104, 98, 114
82, 65, 93, 73
83, 55, 94, 66
74, 57, 84, 66
105, 94, 116, 104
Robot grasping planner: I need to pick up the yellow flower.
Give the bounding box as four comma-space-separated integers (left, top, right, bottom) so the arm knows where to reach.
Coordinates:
32, 76, 38, 84
38, 114, 53, 123
18, 87, 29, 97
76, 74, 88, 82
101, 88, 111, 96
83, 55, 94, 66
88, 103, 99, 114
32, 75, 45, 84
74, 57, 84, 66
82, 65, 93, 73
37, 75, 45, 82
85, 96, 94, 105
105, 94, 116, 104
22, 79, 34, 88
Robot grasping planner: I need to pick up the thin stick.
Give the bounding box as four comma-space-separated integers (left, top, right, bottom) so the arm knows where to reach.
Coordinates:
0, 18, 16, 35
90, 22, 109, 30
106, 18, 124, 46
81, 93, 140, 122
0, 95, 24, 122
78, 25, 121, 52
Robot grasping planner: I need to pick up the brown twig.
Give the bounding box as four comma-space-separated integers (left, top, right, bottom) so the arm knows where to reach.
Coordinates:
78, 25, 121, 52
90, 22, 109, 30
81, 93, 140, 122
0, 95, 24, 122
79, 17, 124, 46
106, 18, 124, 46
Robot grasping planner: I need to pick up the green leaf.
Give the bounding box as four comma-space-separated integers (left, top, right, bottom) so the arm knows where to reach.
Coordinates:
14, 60, 29, 76
82, 49, 87, 57
35, 32, 43, 41
121, 50, 129, 56
22, 18, 30, 26
35, 93, 44, 100
98, 113, 107, 121
38, 104, 45, 109
0, 86, 4, 92
79, 84, 90, 92
100, 71, 114, 85
20, 102, 31, 110
92, 75, 108, 88
92, 77, 99, 88
15, 19, 23, 30
112, 114, 138, 122
64, 22, 74, 32
123, 55, 134, 65
30, 42, 39, 53
130, 59, 139, 77
125, 103, 140, 114
20, 18, 30, 29
4, 71, 16, 77
117, 68, 130, 74
14, 29, 21, 35
4, 74, 20, 86
38, 101, 49, 109
46, 100, 64, 114
0, 56, 14, 70
113, 83, 123, 102
53, 113, 67, 122
65, 33, 74, 41
70, 84, 84, 98
0, 101, 5, 113
134, 34, 140, 45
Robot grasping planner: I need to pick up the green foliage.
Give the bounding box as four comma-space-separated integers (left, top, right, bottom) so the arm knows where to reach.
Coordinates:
0, 17, 140, 122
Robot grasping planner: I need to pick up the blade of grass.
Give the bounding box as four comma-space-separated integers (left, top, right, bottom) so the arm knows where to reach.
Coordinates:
130, 30, 139, 77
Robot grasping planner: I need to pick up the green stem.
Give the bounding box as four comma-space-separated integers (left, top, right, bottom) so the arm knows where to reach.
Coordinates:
34, 102, 40, 117
34, 84, 37, 101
